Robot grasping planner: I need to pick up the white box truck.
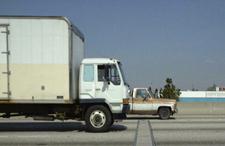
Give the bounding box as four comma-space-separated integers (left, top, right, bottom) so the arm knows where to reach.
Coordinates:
0, 16, 130, 132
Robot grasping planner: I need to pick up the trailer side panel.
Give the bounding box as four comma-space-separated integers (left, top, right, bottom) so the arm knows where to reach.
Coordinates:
0, 17, 75, 103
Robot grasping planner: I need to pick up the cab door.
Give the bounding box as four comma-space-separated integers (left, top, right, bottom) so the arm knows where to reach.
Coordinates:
131, 89, 153, 114
95, 64, 123, 105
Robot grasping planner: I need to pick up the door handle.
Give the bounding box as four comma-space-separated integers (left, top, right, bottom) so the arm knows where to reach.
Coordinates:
95, 88, 101, 91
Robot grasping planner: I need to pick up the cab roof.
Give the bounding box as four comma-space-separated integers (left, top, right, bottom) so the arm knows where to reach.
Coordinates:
82, 58, 120, 64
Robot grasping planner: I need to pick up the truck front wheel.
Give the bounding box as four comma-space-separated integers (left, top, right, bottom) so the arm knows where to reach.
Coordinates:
159, 107, 171, 120
85, 105, 112, 132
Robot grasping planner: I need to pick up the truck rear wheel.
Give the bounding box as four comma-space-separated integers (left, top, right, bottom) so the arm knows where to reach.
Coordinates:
85, 105, 112, 132
159, 107, 171, 120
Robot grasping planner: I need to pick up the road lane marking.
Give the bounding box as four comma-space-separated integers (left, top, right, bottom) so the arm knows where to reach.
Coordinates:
133, 120, 140, 146
134, 120, 156, 146
0, 135, 47, 138
148, 120, 156, 146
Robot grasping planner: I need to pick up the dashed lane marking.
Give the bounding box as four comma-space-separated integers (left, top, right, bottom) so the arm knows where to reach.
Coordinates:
133, 120, 156, 146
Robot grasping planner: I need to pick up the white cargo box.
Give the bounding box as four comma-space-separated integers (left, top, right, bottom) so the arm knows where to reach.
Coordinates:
0, 16, 84, 103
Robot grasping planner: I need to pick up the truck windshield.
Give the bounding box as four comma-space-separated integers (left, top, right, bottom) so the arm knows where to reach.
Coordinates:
118, 62, 128, 86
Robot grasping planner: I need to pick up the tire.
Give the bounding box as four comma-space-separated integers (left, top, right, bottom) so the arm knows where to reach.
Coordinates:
159, 107, 171, 120
85, 105, 112, 132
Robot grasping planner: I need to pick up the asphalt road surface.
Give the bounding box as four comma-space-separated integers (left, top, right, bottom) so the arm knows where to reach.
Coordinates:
0, 115, 225, 146
151, 115, 225, 146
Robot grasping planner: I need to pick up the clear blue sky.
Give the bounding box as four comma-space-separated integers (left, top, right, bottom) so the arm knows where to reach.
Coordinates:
1, 0, 225, 90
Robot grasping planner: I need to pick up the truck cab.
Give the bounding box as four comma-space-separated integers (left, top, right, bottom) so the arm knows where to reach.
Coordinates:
79, 58, 130, 131
128, 88, 177, 119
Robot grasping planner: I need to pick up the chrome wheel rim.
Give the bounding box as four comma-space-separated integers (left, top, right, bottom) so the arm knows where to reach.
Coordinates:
90, 110, 106, 128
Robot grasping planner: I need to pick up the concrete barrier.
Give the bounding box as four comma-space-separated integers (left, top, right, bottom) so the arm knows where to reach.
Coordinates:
177, 102, 225, 115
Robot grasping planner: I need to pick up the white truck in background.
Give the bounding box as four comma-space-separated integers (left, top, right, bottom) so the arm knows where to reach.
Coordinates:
127, 88, 177, 119
0, 16, 130, 132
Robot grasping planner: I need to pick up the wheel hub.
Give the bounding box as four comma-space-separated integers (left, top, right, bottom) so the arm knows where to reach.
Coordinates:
90, 110, 106, 128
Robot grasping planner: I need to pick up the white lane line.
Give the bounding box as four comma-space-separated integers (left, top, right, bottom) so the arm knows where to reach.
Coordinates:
133, 120, 140, 146
148, 120, 156, 146
0, 135, 47, 138
18, 135, 46, 138
134, 120, 156, 146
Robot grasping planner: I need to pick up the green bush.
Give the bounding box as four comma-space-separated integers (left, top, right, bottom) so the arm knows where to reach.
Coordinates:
162, 78, 181, 100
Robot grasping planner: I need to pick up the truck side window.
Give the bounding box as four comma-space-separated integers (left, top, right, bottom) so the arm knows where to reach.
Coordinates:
98, 65, 105, 81
83, 64, 94, 82
136, 90, 143, 98
136, 89, 148, 98
97, 64, 121, 85
110, 65, 121, 85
